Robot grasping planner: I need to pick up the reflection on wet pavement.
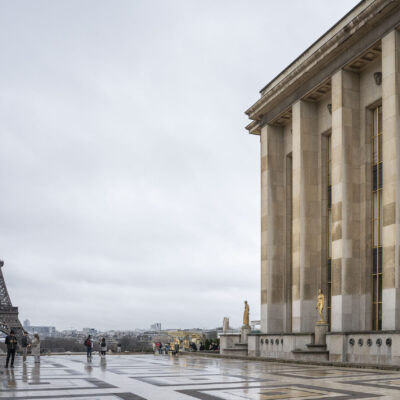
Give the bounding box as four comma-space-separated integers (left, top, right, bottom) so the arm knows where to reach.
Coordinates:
0, 354, 397, 399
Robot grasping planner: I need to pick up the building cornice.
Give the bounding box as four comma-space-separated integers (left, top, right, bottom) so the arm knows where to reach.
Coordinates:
245, 0, 400, 135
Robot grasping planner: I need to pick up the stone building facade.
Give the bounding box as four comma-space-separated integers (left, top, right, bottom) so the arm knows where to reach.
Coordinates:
221, 0, 400, 365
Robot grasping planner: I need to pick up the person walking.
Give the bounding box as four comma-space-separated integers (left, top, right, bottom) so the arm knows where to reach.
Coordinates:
100, 338, 107, 358
31, 334, 41, 364
84, 335, 93, 361
117, 343, 122, 353
4, 330, 18, 368
21, 331, 31, 363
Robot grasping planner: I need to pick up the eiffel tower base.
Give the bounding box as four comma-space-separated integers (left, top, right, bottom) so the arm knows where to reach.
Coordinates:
0, 261, 23, 335
0, 306, 23, 335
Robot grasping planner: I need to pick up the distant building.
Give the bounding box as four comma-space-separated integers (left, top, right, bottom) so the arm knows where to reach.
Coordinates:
28, 326, 56, 337
150, 323, 161, 331
61, 329, 77, 336
166, 330, 205, 348
23, 319, 31, 330
82, 328, 97, 335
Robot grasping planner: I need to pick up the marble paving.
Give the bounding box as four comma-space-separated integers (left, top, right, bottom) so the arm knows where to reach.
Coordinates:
0, 354, 400, 399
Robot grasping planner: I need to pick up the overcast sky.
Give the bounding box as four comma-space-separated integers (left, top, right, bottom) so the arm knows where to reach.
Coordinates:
0, 0, 360, 331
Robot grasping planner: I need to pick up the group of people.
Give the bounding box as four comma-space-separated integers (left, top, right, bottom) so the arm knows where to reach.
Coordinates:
154, 342, 180, 355
208, 341, 219, 351
189, 342, 218, 351
153, 340, 219, 354
84, 335, 110, 361
184, 341, 219, 352
4, 330, 40, 368
154, 342, 171, 354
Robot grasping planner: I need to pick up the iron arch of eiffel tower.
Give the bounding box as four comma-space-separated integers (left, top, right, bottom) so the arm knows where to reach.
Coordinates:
0, 260, 23, 335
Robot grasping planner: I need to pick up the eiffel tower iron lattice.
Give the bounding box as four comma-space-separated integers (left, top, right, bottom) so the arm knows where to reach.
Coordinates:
0, 260, 23, 335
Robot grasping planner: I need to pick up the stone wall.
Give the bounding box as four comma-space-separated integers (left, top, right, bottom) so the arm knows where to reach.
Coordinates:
248, 333, 313, 359
219, 333, 241, 355
327, 332, 400, 365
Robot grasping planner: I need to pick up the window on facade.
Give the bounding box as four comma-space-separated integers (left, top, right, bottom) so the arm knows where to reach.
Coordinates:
372, 105, 382, 331
327, 134, 332, 329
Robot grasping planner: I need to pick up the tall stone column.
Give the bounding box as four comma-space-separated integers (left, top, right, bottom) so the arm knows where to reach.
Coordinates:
292, 100, 320, 332
330, 70, 361, 332
382, 30, 400, 330
260, 124, 285, 333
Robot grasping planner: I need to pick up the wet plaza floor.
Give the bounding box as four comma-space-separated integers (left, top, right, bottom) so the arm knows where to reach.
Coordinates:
0, 354, 400, 399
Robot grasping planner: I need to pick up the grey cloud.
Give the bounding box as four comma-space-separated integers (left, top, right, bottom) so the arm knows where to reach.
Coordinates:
0, 0, 359, 331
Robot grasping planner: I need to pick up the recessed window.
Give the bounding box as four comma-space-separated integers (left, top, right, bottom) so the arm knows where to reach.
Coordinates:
327, 134, 332, 329
372, 105, 382, 331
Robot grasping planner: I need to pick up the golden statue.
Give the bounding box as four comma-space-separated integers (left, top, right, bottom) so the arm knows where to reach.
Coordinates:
316, 289, 325, 323
243, 301, 250, 326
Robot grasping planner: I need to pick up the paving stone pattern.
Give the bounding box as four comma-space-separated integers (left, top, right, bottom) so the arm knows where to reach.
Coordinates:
0, 354, 399, 399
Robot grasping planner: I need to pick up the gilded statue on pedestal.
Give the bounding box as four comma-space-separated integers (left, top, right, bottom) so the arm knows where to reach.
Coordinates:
243, 301, 250, 327
316, 289, 325, 323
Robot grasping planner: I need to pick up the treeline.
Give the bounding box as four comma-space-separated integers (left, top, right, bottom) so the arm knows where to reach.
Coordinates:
0, 336, 153, 354
41, 338, 86, 353
41, 336, 152, 353
118, 336, 152, 352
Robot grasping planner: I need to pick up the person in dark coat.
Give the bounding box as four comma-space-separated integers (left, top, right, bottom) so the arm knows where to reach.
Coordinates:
84, 335, 93, 361
5, 330, 18, 368
21, 331, 31, 362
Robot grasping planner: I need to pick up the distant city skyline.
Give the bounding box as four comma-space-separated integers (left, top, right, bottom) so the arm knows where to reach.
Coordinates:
22, 318, 224, 333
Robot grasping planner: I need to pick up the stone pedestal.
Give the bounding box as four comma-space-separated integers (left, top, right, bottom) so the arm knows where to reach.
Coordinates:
315, 323, 329, 345
241, 325, 251, 343
223, 317, 230, 333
